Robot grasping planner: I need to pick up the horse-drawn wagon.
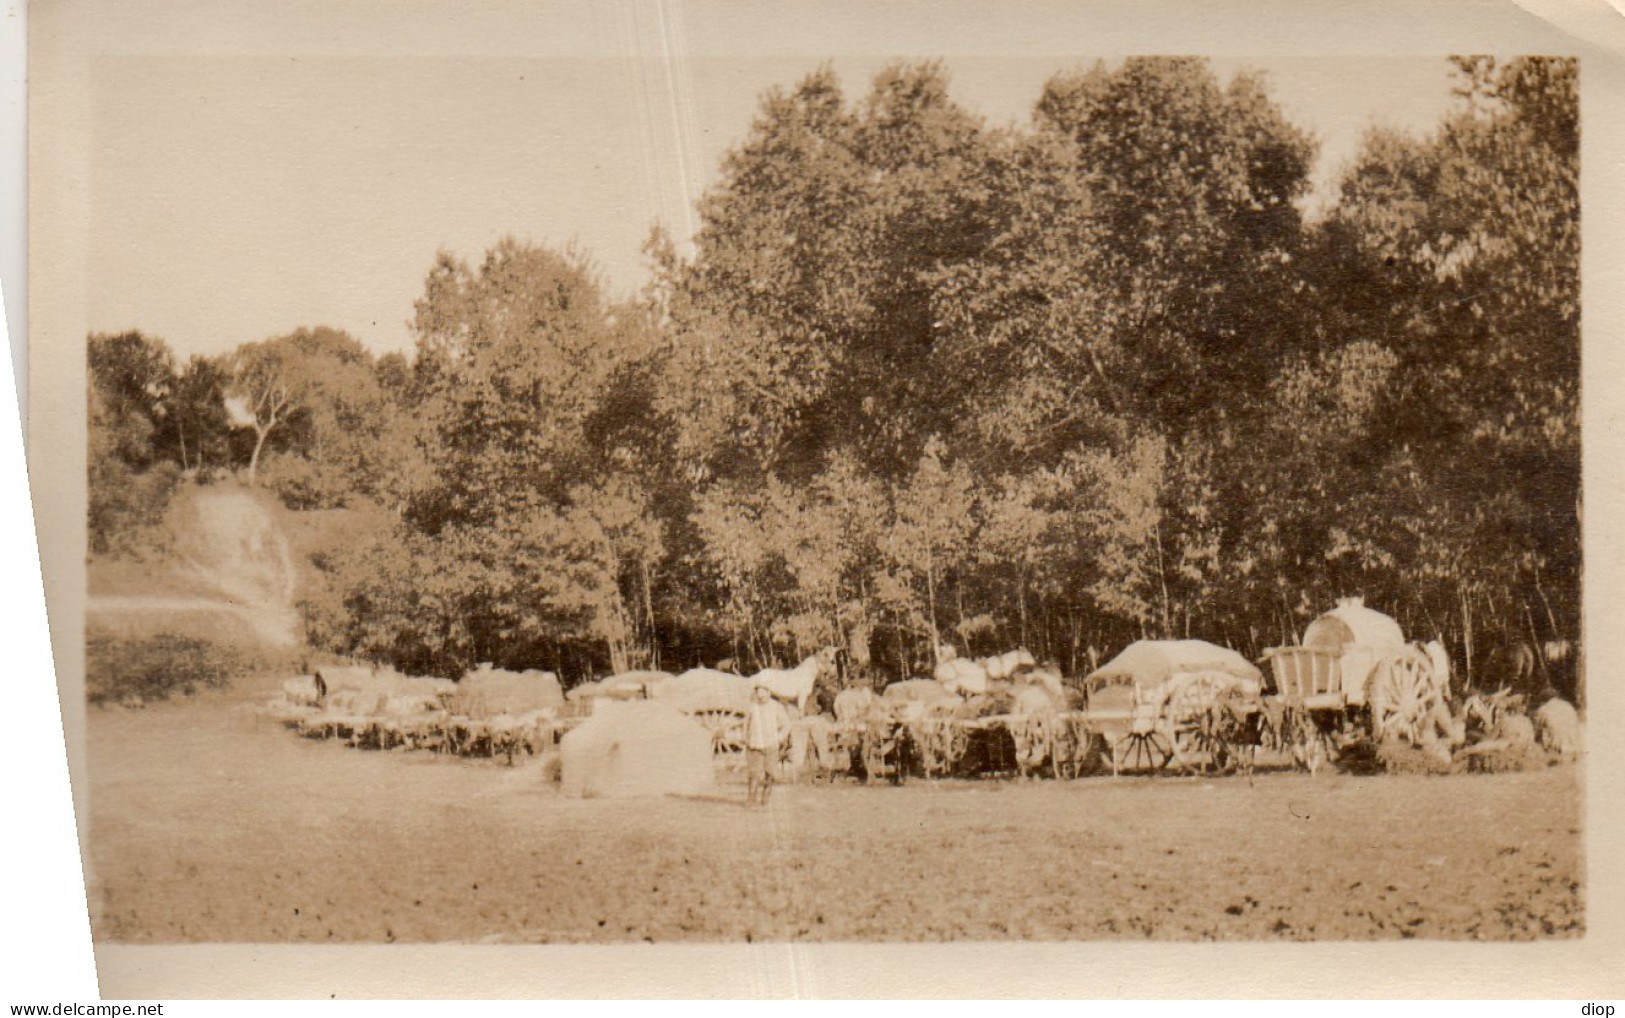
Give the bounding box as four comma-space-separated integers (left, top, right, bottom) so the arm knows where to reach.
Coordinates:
1069, 640, 1266, 775
1261, 597, 1452, 772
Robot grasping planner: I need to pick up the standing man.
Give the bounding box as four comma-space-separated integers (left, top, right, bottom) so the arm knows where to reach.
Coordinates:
744, 684, 786, 806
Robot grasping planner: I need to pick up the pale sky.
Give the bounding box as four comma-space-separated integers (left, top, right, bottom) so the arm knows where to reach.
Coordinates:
87, 48, 1458, 360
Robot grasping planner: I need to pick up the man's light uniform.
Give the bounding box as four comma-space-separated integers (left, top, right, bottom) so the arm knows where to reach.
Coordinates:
744, 688, 786, 804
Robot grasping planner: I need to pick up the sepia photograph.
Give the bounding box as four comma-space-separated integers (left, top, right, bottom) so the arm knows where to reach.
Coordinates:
20, 0, 1625, 1001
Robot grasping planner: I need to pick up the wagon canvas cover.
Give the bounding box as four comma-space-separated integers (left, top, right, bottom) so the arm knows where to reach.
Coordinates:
451, 663, 564, 717
1300, 597, 1406, 652
1085, 639, 1263, 691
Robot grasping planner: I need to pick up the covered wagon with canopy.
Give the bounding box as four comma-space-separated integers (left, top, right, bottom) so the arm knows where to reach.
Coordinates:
1261, 597, 1452, 772
1073, 639, 1266, 774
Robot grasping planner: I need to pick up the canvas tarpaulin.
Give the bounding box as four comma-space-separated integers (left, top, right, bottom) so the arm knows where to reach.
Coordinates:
1085, 639, 1263, 691
451, 664, 564, 718
559, 700, 716, 799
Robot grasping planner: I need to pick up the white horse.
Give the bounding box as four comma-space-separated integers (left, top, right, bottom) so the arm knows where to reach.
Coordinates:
751, 647, 838, 713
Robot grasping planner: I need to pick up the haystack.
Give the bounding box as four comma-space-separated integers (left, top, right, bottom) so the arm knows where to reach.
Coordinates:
559, 700, 716, 799
658, 668, 751, 713
451, 663, 564, 718
568, 670, 672, 704
315, 664, 455, 712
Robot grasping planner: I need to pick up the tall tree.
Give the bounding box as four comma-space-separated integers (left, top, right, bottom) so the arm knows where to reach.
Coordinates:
87, 331, 180, 555
1321, 56, 1579, 655
315, 239, 670, 677
161, 355, 232, 475
663, 62, 1001, 484
226, 326, 392, 502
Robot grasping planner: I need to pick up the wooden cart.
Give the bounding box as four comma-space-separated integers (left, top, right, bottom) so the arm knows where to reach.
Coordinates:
1262, 598, 1451, 772
1073, 641, 1268, 775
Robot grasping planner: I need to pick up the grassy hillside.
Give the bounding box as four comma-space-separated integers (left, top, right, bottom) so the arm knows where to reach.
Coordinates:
86, 481, 392, 698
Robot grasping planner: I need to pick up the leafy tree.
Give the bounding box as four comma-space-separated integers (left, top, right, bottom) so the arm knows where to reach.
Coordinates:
374, 351, 415, 403
662, 62, 1000, 484
88, 331, 174, 468
310, 239, 671, 677
1319, 56, 1579, 662
690, 452, 887, 666
407, 241, 651, 525
877, 438, 978, 659
287, 55, 1580, 694
162, 355, 233, 475
226, 327, 397, 504
1025, 57, 1317, 429
87, 331, 181, 556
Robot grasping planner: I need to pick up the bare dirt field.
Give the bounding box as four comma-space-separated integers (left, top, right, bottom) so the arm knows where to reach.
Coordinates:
84, 678, 1582, 943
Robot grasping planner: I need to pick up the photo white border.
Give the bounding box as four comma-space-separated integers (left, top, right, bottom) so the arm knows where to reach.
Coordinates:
21, 0, 1625, 999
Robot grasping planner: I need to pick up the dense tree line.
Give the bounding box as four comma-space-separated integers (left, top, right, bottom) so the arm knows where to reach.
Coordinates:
88, 56, 1578, 693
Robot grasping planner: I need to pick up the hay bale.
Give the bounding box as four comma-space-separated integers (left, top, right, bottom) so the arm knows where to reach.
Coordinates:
1015, 664, 1066, 701
560, 700, 716, 799
1462, 712, 1544, 773
607, 670, 676, 699
452, 664, 564, 718
565, 678, 604, 703
1085, 684, 1136, 713
934, 658, 989, 694
567, 670, 668, 704
661, 668, 751, 713
1007, 683, 1060, 715
316, 665, 450, 708
1333, 738, 1384, 775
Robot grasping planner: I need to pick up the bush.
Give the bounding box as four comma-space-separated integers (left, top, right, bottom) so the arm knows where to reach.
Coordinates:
88, 460, 182, 559
85, 633, 240, 705
259, 452, 357, 510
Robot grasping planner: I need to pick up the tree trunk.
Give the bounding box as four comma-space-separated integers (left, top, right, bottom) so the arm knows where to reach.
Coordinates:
608, 630, 630, 676
1018, 574, 1029, 648
247, 424, 271, 486
1153, 521, 1172, 638
924, 555, 940, 663
1460, 586, 1475, 689
640, 559, 658, 670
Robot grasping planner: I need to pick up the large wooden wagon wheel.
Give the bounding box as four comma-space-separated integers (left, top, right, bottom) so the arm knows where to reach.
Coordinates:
1166, 675, 1230, 774
1367, 646, 1445, 746
692, 708, 746, 759
1217, 689, 1262, 776
827, 722, 862, 780
860, 717, 902, 784
1005, 714, 1052, 779
1111, 722, 1171, 774
915, 717, 969, 779
1273, 703, 1338, 775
